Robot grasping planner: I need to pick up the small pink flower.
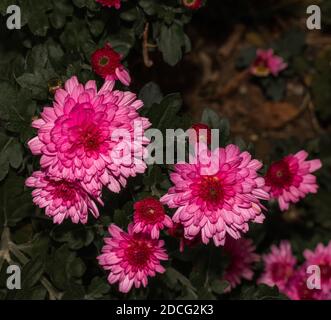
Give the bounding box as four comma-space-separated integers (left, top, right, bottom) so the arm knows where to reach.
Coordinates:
96, 0, 121, 9
98, 224, 168, 293
264, 150, 322, 211
259, 241, 297, 291
223, 237, 259, 292
161, 144, 269, 247
28, 76, 150, 197
251, 49, 287, 77
132, 197, 173, 239
25, 171, 101, 224
91, 44, 131, 86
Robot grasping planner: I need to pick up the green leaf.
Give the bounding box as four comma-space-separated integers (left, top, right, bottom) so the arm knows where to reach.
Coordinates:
21, 256, 45, 288
51, 224, 95, 250
143, 93, 182, 132
211, 279, 229, 295
86, 277, 110, 299
139, 0, 157, 15
0, 170, 33, 227
201, 108, 220, 129
158, 22, 186, 66
6, 140, 23, 169
120, 7, 140, 22
16, 73, 48, 100
139, 82, 163, 109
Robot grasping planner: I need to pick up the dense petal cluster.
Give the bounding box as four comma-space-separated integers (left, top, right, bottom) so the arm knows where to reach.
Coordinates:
259, 241, 297, 291
91, 44, 131, 85
96, 0, 121, 9
223, 237, 259, 291
161, 144, 269, 246
98, 224, 168, 293
133, 198, 173, 239
26, 171, 101, 224
251, 49, 287, 77
28, 76, 150, 197
264, 150, 322, 211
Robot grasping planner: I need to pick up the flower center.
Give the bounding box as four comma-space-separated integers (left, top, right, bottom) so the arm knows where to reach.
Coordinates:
139, 206, 164, 224
271, 264, 293, 283
266, 160, 293, 188
78, 125, 103, 152
99, 56, 109, 66
126, 240, 152, 268
198, 176, 223, 204
50, 180, 77, 202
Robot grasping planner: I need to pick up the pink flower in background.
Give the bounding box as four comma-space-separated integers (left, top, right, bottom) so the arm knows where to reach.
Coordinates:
183, 0, 203, 10
98, 224, 168, 293
251, 49, 287, 77
28, 76, 150, 196
91, 44, 131, 86
303, 241, 331, 292
223, 237, 259, 292
96, 0, 121, 9
284, 267, 331, 300
264, 150, 322, 211
133, 198, 173, 239
161, 144, 269, 247
259, 241, 297, 291
167, 223, 201, 252
26, 171, 101, 224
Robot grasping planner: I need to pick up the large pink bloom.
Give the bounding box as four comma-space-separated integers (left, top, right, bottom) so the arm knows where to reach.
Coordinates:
28, 76, 150, 196
258, 241, 297, 291
160, 144, 269, 246
98, 224, 168, 293
264, 150, 322, 211
251, 49, 287, 77
26, 171, 101, 224
223, 237, 259, 292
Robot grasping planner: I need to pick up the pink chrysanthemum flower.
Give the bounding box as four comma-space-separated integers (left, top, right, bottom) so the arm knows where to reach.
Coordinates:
96, 0, 121, 9
303, 241, 331, 292
160, 144, 269, 246
26, 171, 101, 224
259, 241, 297, 291
98, 224, 168, 293
284, 267, 331, 300
183, 0, 203, 10
223, 237, 259, 292
251, 49, 287, 77
91, 44, 131, 86
167, 223, 201, 252
28, 76, 150, 196
132, 198, 173, 239
264, 150, 322, 211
